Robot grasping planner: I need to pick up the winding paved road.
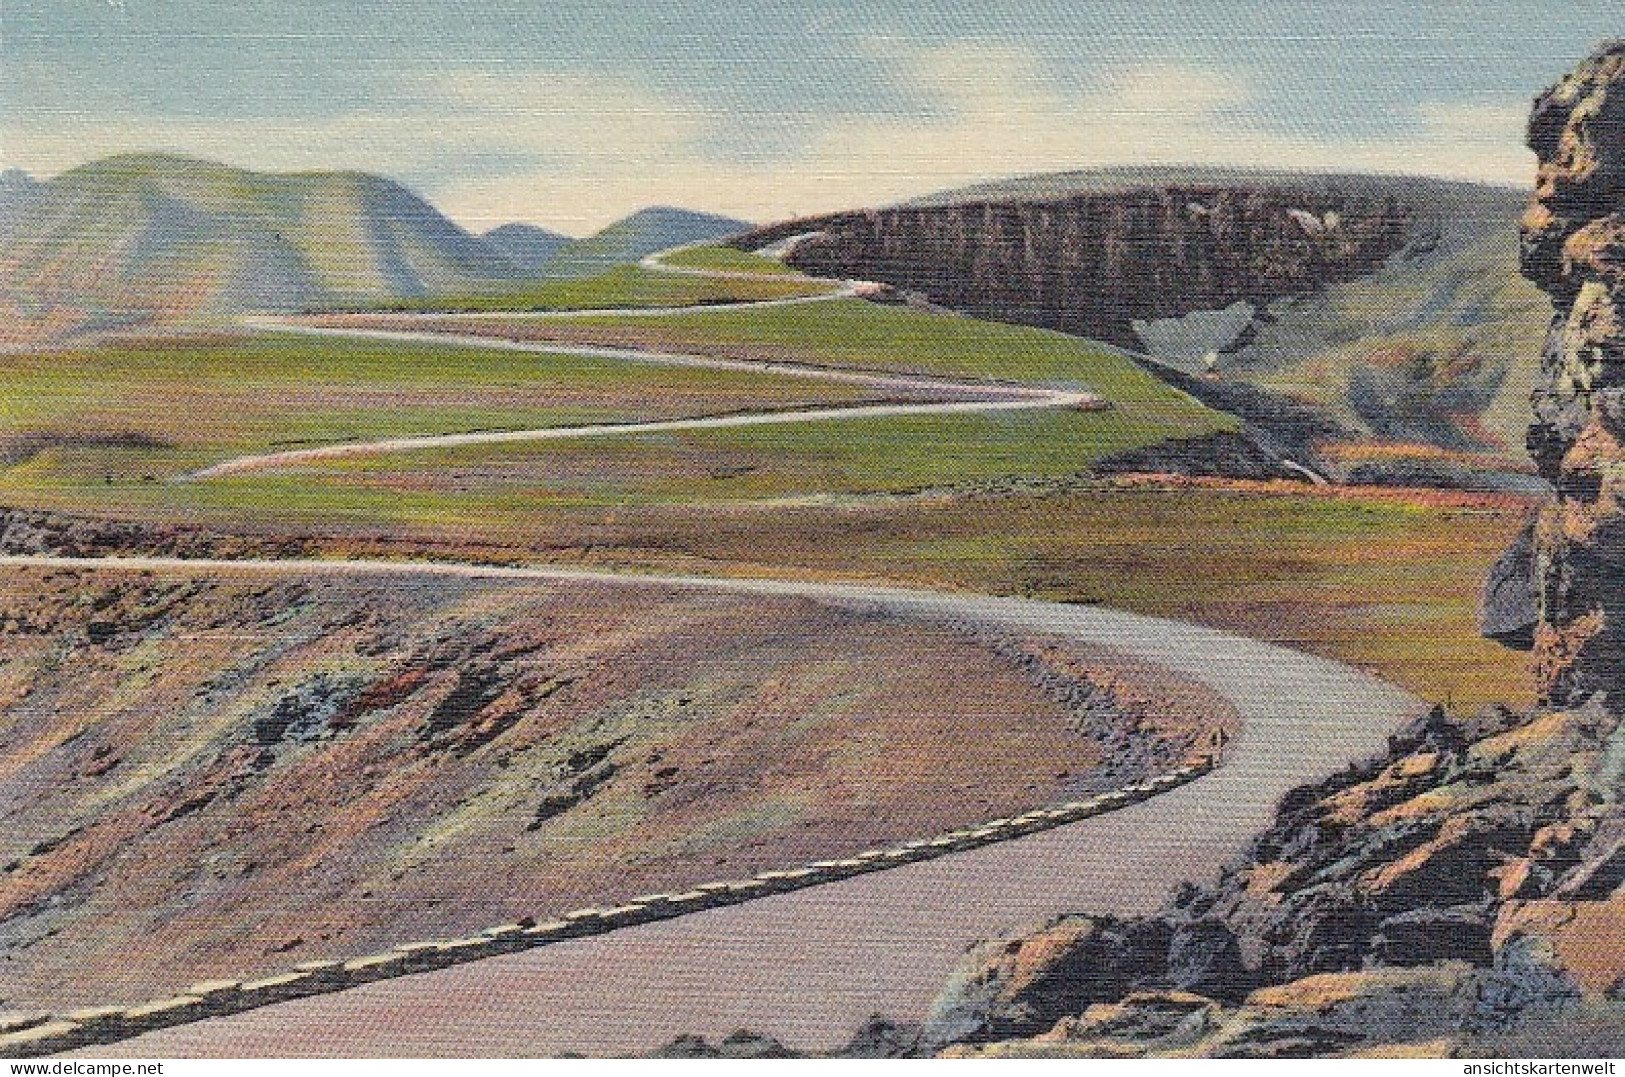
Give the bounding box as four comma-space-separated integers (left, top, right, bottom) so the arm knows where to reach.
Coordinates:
3, 554, 1422, 1057
18, 247, 1421, 1055
215, 246, 1097, 481
202, 322, 1097, 480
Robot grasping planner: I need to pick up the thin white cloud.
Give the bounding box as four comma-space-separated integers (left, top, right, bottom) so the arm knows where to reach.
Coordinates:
0, 44, 1535, 234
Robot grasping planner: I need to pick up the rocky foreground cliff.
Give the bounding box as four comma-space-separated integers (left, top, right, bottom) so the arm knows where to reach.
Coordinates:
1521, 44, 1625, 707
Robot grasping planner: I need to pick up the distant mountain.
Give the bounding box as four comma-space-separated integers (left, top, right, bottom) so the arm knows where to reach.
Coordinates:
0, 168, 44, 233
542, 206, 751, 278
482, 222, 572, 274
0, 154, 532, 320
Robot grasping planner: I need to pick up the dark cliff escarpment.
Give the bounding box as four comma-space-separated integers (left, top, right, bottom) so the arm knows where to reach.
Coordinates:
734, 188, 1413, 346
1519, 42, 1625, 706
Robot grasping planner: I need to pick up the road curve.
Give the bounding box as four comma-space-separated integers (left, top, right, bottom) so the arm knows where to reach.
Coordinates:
3, 554, 1422, 1057
202, 321, 1098, 480
213, 246, 1099, 481
636, 241, 847, 286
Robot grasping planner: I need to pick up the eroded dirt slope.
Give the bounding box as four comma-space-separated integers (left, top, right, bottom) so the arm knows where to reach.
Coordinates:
0, 565, 1229, 1013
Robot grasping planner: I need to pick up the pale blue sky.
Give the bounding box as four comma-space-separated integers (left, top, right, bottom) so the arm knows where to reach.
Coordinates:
2, 1, 1619, 231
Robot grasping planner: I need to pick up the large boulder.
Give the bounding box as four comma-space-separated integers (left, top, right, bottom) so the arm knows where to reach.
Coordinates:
919, 915, 1166, 1049
1166, 918, 1257, 1000
1482, 521, 1539, 649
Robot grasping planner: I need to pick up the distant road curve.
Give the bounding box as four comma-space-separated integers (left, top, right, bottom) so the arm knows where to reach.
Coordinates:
211, 242, 1098, 480
200, 320, 1100, 480
0, 553, 1423, 1057
636, 239, 847, 286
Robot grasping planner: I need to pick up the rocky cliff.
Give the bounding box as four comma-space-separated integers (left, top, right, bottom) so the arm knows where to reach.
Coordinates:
734, 187, 1412, 347
919, 699, 1625, 1057
1518, 42, 1625, 706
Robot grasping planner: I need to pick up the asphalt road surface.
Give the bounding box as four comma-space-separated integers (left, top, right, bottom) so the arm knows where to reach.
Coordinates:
0, 555, 1420, 1057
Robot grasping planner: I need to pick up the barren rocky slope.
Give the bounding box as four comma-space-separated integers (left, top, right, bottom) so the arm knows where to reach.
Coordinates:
0, 558, 1226, 1015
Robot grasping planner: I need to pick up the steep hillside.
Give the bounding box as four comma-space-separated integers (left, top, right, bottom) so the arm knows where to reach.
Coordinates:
0, 171, 43, 233
0, 154, 528, 323
1179, 183, 1546, 459
734, 171, 1548, 458
543, 206, 751, 279
0, 557, 1225, 1012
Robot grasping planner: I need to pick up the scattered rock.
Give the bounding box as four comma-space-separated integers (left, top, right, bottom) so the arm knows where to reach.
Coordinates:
422, 664, 505, 736
649, 1030, 800, 1059
1048, 990, 1219, 1048
252, 673, 366, 746
920, 915, 1156, 1049
1482, 521, 1539, 650
1094, 431, 1308, 483
834, 1015, 923, 1058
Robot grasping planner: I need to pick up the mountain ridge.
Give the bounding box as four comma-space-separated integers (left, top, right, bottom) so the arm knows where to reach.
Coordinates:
0, 154, 750, 334
482, 222, 573, 273
0, 153, 525, 319
540, 205, 753, 279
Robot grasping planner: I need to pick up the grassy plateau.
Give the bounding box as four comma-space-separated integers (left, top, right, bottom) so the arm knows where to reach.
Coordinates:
0, 289, 1531, 713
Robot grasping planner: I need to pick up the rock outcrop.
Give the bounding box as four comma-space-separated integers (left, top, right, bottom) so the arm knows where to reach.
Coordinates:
732, 187, 1412, 346
677, 689, 1625, 1057
1517, 41, 1625, 706
919, 698, 1625, 1057
1483, 521, 1540, 648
